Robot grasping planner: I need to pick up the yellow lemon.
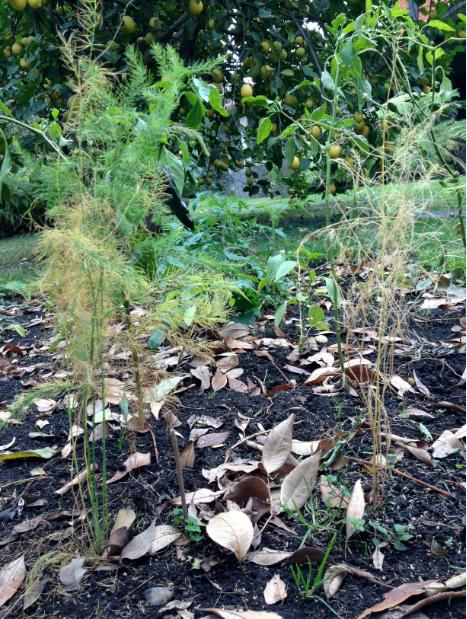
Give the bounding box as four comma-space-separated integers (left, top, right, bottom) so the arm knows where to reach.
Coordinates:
311, 125, 321, 139
240, 83, 253, 98
188, 0, 204, 16
122, 15, 136, 34
329, 144, 342, 159
290, 156, 301, 170
8, 0, 27, 10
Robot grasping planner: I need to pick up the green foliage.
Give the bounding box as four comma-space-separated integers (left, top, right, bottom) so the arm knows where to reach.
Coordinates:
0, 0, 463, 202
171, 507, 203, 542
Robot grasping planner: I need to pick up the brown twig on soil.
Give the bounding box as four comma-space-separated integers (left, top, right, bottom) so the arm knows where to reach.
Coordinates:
170, 429, 188, 519
223, 429, 268, 464
347, 456, 457, 500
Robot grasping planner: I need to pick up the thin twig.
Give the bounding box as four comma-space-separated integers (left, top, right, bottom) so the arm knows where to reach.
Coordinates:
347, 456, 457, 500
170, 429, 187, 518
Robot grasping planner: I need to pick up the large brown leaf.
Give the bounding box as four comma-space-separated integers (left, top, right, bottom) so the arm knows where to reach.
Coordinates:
262, 414, 295, 475
224, 476, 270, 504
357, 580, 436, 618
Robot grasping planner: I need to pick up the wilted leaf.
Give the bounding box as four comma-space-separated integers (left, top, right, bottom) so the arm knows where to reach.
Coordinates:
0, 447, 57, 461
121, 519, 156, 560
23, 578, 47, 611
324, 563, 383, 600
0, 555, 26, 607
206, 511, 254, 561
285, 546, 326, 566
55, 464, 97, 496
372, 544, 386, 571
346, 479, 365, 540
246, 548, 291, 566
34, 398, 56, 413
390, 375, 415, 396
396, 442, 432, 466
304, 367, 341, 385
412, 370, 432, 397
216, 353, 240, 372
400, 408, 434, 419
432, 430, 464, 458
172, 488, 222, 506
262, 414, 295, 475
145, 376, 185, 403
107, 452, 151, 484
264, 574, 287, 605
224, 477, 270, 504
190, 366, 211, 392
144, 586, 174, 607
197, 432, 231, 449
59, 556, 86, 591
204, 610, 283, 619
150, 525, 181, 554
357, 580, 435, 619
180, 442, 196, 469
280, 453, 320, 511
212, 370, 228, 391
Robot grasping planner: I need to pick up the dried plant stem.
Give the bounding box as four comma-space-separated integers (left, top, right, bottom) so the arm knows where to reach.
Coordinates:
347, 456, 457, 500
170, 429, 188, 518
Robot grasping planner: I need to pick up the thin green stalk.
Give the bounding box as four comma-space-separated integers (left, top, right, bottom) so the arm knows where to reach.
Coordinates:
0, 115, 68, 161
324, 59, 341, 227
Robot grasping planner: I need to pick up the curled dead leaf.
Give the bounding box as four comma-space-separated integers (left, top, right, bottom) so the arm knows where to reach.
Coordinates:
263, 574, 287, 605
107, 452, 151, 485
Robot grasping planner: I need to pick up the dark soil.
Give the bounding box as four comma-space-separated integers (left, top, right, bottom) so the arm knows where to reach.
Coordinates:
0, 295, 465, 619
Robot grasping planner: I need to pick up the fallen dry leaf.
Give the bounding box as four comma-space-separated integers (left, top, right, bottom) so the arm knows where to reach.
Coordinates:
357, 580, 435, 618
23, 578, 47, 611
279, 453, 320, 511
246, 548, 292, 566
212, 370, 228, 392
262, 414, 295, 475
172, 488, 223, 506
150, 525, 182, 554
324, 563, 384, 599
197, 432, 231, 449
121, 519, 156, 560
0, 555, 26, 607
59, 556, 86, 591
54, 464, 97, 496
179, 442, 196, 469
206, 511, 254, 561
190, 366, 211, 392
224, 476, 270, 504
432, 430, 464, 458
283, 546, 326, 566
204, 610, 283, 619
263, 574, 287, 605
346, 479, 365, 541
107, 452, 151, 484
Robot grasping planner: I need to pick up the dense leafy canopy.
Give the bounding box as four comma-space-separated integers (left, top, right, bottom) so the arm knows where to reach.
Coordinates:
0, 0, 465, 204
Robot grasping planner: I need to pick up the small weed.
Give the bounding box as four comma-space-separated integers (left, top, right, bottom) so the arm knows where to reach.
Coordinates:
171, 507, 203, 542
370, 521, 414, 551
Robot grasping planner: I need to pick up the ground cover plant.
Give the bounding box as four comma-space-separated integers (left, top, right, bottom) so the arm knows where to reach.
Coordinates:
0, 1, 465, 618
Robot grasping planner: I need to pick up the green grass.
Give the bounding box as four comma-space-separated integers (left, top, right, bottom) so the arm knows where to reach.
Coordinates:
414, 217, 465, 277
0, 234, 39, 287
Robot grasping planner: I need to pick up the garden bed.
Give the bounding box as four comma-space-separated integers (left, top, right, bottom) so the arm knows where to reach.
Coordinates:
0, 285, 465, 619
